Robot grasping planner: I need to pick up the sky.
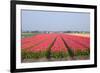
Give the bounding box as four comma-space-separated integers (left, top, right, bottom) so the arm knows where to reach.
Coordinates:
21, 10, 90, 32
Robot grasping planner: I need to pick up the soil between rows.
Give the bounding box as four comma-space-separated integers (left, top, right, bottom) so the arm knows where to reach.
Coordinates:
22, 56, 90, 63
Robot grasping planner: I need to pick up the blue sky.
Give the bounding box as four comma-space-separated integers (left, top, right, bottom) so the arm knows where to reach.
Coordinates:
21, 10, 90, 32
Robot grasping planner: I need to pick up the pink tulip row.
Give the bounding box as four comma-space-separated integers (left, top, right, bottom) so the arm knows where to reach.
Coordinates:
21, 33, 90, 56
51, 35, 68, 53
21, 34, 54, 50
61, 34, 90, 53
22, 34, 50, 44
29, 36, 56, 52
61, 34, 90, 48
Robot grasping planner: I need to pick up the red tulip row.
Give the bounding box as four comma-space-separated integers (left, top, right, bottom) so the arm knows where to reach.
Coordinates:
21, 33, 90, 59
22, 33, 52, 44
51, 35, 68, 53
61, 34, 90, 55
21, 34, 53, 50
61, 34, 90, 48
29, 34, 57, 52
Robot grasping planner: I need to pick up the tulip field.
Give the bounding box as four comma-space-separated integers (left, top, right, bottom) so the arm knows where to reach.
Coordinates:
21, 33, 90, 62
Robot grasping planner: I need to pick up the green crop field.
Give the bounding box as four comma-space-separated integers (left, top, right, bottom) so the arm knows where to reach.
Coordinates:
22, 32, 40, 38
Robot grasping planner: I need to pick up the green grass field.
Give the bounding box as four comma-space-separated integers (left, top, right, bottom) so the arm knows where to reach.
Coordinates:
22, 32, 40, 38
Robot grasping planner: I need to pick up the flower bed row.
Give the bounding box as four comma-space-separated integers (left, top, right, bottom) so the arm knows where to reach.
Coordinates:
21, 33, 90, 61
61, 34, 90, 57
